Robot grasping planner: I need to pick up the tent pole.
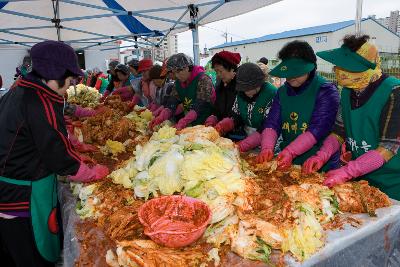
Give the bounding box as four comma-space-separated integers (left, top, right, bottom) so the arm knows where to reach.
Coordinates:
189, 4, 200, 65
355, 0, 363, 36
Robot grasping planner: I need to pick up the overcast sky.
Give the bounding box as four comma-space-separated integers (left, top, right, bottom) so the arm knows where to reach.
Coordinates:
177, 0, 400, 56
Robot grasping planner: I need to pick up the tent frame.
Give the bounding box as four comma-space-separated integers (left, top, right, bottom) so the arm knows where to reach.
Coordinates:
1, 0, 362, 65
0, 0, 236, 64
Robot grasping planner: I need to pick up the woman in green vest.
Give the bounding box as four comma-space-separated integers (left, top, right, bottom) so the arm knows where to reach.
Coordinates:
256, 40, 340, 170
149, 53, 215, 130
213, 62, 277, 152
313, 35, 400, 200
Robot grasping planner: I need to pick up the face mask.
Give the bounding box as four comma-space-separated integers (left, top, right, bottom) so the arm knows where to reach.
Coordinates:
335, 67, 381, 90
335, 42, 382, 90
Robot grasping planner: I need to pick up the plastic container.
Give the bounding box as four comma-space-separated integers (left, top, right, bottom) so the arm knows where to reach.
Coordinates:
138, 195, 211, 248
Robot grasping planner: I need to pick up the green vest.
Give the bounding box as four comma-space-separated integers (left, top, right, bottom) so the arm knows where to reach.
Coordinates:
279, 75, 326, 166
0, 174, 61, 262
175, 73, 213, 125
341, 76, 400, 200
237, 82, 277, 130
99, 77, 109, 94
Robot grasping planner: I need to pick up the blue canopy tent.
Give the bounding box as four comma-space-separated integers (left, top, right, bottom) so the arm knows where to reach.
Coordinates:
0, 0, 282, 63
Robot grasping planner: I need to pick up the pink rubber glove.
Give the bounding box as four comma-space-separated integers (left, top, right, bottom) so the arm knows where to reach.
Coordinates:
340, 142, 352, 164
204, 115, 219, 127
152, 105, 164, 117
68, 163, 109, 183
128, 95, 141, 109
149, 108, 172, 130
323, 150, 385, 187
175, 104, 184, 115
148, 102, 159, 112
302, 134, 341, 174
256, 128, 278, 163
175, 110, 198, 130
214, 118, 234, 136
112, 86, 134, 101
277, 131, 317, 170
237, 131, 261, 153
74, 106, 97, 118
100, 90, 110, 102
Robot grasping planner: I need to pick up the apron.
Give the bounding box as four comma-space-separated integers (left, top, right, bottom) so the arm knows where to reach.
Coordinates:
237, 82, 277, 133
279, 75, 328, 168
341, 76, 400, 200
0, 174, 61, 262
175, 73, 213, 125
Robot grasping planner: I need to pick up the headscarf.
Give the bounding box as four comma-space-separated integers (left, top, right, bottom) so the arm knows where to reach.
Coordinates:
335, 42, 382, 90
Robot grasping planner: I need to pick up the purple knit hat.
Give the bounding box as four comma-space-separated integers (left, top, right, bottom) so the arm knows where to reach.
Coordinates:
30, 40, 84, 80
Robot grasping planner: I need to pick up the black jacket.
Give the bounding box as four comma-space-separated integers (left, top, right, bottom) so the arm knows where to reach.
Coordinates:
214, 78, 237, 120
0, 77, 80, 210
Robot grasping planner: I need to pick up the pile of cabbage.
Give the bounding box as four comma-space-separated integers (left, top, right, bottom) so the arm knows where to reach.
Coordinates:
109, 125, 246, 224
67, 83, 101, 108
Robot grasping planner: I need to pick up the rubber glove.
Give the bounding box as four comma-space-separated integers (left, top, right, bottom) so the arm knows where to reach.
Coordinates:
100, 90, 110, 102
175, 104, 184, 115
112, 86, 134, 101
277, 131, 317, 170
323, 150, 385, 187
74, 106, 97, 118
148, 102, 159, 112
152, 105, 164, 117
68, 163, 109, 183
256, 128, 278, 163
204, 115, 219, 127
128, 95, 141, 109
302, 134, 341, 174
237, 131, 261, 153
149, 108, 172, 130
340, 142, 352, 164
214, 118, 234, 136
175, 110, 197, 130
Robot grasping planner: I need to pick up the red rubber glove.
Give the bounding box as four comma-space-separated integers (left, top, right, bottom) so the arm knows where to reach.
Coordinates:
149, 108, 172, 130
302, 134, 341, 174
323, 150, 385, 187
74, 106, 97, 118
68, 163, 109, 183
214, 118, 234, 136
175, 104, 184, 116
204, 115, 219, 127
152, 105, 164, 117
175, 110, 197, 130
100, 90, 110, 102
148, 102, 159, 112
237, 131, 261, 153
76, 143, 98, 153
277, 131, 317, 170
128, 95, 141, 109
112, 86, 134, 101
256, 128, 278, 163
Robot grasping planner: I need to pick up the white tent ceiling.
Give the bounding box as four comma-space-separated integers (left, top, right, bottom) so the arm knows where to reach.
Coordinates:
0, 0, 282, 50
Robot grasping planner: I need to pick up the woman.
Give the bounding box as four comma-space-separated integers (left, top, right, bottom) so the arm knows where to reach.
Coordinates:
203, 51, 241, 129
111, 64, 136, 102
0, 41, 108, 266
214, 62, 277, 152
310, 35, 400, 199
256, 40, 340, 171
127, 58, 140, 78
148, 64, 174, 114
101, 60, 120, 101
90, 67, 109, 94
149, 53, 215, 130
